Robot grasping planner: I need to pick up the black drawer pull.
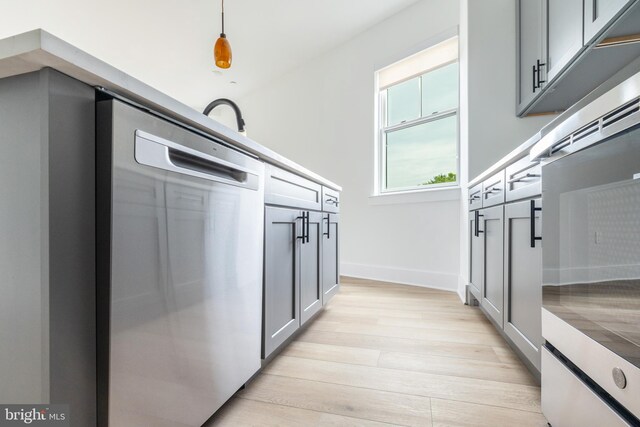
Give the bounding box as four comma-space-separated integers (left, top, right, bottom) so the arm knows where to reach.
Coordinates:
530, 200, 542, 248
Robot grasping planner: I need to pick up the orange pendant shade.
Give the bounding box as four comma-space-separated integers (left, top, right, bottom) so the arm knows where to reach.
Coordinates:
214, 34, 232, 69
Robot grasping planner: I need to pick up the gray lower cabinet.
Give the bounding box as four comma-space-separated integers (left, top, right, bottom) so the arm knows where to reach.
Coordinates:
322, 213, 340, 304
504, 198, 543, 370
263, 206, 338, 359
584, 0, 634, 43
300, 211, 323, 324
481, 205, 504, 328
263, 206, 302, 358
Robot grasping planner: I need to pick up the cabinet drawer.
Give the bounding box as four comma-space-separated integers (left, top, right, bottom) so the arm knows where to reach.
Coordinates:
481, 170, 505, 208
468, 184, 482, 210
505, 156, 541, 202
322, 187, 340, 213
542, 347, 630, 427
265, 164, 322, 210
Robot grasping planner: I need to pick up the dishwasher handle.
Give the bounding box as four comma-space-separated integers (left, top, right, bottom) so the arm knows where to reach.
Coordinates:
135, 130, 259, 190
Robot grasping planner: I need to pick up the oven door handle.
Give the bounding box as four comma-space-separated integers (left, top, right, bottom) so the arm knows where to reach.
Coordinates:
530, 200, 542, 248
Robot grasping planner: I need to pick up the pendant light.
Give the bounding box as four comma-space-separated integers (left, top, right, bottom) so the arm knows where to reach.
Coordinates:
214, 0, 232, 69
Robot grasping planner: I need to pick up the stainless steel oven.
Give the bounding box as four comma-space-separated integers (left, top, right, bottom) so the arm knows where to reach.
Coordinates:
537, 72, 640, 426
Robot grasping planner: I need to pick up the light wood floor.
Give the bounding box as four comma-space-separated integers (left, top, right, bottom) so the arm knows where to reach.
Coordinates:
206, 277, 548, 427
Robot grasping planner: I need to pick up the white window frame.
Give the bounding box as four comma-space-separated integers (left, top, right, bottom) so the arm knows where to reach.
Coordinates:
374, 35, 460, 197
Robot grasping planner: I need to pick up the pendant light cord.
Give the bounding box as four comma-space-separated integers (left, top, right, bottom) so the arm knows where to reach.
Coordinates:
221, 0, 225, 35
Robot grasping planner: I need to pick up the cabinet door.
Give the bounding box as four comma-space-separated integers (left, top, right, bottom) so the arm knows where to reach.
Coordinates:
469, 212, 483, 301
517, 0, 545, 112
504, 199, 542, 370
322, 213, 340, 304
300, 211, 323, 325
546, 0, 584, 82
263, 206, 301, 358
584, 0, 634, 44
482, 205, 504, 327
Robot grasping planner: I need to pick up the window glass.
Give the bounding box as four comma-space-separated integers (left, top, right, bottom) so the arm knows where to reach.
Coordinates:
386, 77, 420, 126
385, 115, 457, 190
421, 62, 458, 116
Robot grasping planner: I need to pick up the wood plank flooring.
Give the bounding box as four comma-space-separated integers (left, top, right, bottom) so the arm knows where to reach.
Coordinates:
206, 277, 548, 426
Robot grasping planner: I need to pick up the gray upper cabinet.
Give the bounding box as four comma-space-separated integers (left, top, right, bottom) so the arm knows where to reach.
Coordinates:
546, 0, 584, 82
263, 206, 301, 358
481, 205, 504, 328
504, 198, 542, 371
322, 213, 340, 304
517, 0, 640, 115
584, 0, 634, 43
517, 0, 545, 112
300, 211, 323, 325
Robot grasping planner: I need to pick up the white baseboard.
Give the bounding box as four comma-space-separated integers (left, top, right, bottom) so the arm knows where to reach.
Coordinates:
457, 275, 467, 303
340, 262, 458, 293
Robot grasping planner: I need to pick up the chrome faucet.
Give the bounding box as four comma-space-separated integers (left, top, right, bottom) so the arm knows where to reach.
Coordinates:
202, 98, 246, 133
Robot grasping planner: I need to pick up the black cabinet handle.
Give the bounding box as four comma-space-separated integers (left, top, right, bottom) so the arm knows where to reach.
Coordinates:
474, 210, 485, 237
532, 65, 537, 93
536, 59, 546, 88
474, 210, 478, 237
296, 211, 308, 244
530, 200, 542, 248
326, 198, 339, 207
323, 213, 330, 239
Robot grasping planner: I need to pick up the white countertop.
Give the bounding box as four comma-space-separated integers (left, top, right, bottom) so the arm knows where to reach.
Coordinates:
0, 29, 341, 191
467, 132, 540, 188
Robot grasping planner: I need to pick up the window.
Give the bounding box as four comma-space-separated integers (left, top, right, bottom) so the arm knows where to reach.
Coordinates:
376, 36, 459, 194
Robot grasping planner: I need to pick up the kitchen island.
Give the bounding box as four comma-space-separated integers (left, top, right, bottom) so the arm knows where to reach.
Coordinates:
0, 29, 340, 427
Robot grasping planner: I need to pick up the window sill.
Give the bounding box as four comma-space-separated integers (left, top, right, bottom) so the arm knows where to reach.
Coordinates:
369, 186, 461, 205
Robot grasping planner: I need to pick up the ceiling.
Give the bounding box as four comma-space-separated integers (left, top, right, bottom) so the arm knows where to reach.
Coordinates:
1, 0, 422, 111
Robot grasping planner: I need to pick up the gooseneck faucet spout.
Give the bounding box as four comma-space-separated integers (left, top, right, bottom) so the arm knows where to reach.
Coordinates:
203, 98, 246, 133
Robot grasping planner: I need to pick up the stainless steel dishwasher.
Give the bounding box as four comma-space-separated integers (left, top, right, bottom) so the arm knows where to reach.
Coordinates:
96, 99, 264, 426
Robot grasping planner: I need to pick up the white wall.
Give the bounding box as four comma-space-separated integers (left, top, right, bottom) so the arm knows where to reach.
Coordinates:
237, 0, 462, 291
